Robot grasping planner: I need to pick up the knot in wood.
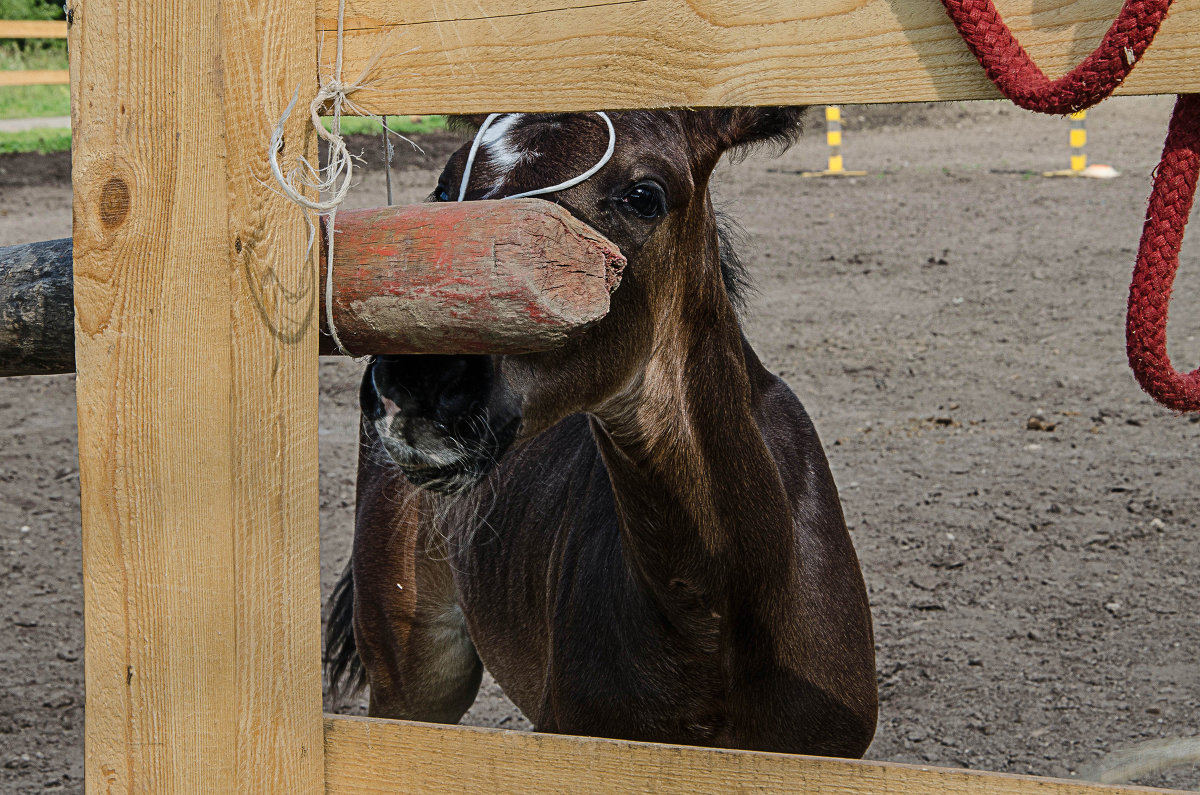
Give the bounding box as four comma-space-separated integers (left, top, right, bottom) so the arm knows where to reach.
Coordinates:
99, 177, 131, 229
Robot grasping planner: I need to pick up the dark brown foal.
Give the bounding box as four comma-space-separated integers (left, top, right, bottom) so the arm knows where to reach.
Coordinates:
326, 109, 878, 756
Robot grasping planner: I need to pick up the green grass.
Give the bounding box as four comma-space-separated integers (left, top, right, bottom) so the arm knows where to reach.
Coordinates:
0, 40, 66, 70
0, 83, 69, 119
0, 126, 69, 153
322, 115, 447, 136
0, 96, 448, 156
0, 0, 65, 20
0, 41, 70, 121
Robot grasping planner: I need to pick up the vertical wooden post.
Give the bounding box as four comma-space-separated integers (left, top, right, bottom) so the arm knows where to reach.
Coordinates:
69, 0, 323, 789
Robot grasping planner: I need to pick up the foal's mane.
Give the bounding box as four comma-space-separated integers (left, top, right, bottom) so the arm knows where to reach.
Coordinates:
715, 210, 753, 314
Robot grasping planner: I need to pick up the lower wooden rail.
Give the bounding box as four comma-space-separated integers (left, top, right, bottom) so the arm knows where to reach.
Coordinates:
0, 69, 69, 87
323, 716, 1185, 794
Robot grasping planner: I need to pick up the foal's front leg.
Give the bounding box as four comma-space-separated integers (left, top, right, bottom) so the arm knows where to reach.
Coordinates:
353, 444, 483, 723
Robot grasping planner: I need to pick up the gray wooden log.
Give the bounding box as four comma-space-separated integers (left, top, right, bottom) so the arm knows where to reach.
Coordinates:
0, 237, 75, 377
1, 201, 626, 377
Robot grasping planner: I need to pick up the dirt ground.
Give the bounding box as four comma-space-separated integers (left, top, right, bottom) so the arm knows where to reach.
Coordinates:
2, 97, 1198, 792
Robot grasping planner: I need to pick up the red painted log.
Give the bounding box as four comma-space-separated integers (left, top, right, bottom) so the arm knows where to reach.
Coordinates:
0, 201, 625, 376
319, 199, 625, 356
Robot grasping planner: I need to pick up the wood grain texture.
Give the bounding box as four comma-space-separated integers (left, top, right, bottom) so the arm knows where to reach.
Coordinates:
324, 716, 1188, 795
0, 19, 68, 38
220, 0, 325, 790
70, 0, 323, 790
0, 69, 69, 86
319, 200, 625, 355
315, 0, 1200, 113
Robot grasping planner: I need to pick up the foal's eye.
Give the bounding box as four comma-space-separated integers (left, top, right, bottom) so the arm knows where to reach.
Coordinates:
620, 182, 667, 220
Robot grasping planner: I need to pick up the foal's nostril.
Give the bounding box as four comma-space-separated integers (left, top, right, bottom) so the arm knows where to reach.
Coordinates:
369, 354, 492, 432
362, 353, 517, 489
433, 390, 476, 427
371, 365, 419, 415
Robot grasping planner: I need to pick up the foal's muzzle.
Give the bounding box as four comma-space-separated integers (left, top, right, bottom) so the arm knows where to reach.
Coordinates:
362, 355, 518, 492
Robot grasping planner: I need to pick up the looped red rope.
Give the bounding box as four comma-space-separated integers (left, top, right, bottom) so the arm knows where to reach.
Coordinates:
940, 0, 1199, 411
1127, 95, 1200, 411
940, 0, 1173, 114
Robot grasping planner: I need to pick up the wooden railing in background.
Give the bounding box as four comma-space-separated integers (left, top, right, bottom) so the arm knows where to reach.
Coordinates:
0, 20, 68, 87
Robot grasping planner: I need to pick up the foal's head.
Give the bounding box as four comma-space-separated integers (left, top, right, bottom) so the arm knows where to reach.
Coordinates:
364, 109, 803, 491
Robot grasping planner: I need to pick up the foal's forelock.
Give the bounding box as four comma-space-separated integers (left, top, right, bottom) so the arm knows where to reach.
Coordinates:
459, 112, 616, 202
476, 114, 532, 197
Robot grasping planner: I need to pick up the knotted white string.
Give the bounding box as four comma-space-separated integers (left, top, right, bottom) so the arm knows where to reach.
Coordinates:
267, 0, 412, 356
269, 10, 611, 355
457, 112, 616, 202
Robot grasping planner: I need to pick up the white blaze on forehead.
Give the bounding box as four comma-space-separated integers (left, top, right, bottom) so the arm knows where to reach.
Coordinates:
480, 113, 527, 174
459, 111, 613, 202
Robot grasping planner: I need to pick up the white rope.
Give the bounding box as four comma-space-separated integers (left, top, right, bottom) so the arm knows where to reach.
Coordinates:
267, 0, 413, 356
457, 111, 616, 202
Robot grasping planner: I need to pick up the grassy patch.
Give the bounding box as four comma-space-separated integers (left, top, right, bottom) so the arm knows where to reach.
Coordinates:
0, 41, 70, 120
0, 39, 67, 70
321, 115, 447, 136
0, 126, 69, 154
0, 104, 448, 155
0, 0, 65, 20
0, 83, 69, 119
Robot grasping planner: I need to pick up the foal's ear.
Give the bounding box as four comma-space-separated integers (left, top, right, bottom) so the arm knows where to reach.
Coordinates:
700, 106, 807, 158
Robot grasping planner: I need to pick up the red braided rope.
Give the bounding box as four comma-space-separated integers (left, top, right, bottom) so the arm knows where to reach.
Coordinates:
939, 0, 1173, 114
1127, 95, 1200, 411
940, 0, 1200, 411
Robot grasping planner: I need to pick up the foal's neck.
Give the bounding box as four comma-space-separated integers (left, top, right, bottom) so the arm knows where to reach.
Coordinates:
591, 236, 796, 607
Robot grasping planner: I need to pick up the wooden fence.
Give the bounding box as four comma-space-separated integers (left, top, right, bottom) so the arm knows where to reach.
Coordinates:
0, 20, 68, 87
320, 0, 1200, 112
54, 0, 1200, 791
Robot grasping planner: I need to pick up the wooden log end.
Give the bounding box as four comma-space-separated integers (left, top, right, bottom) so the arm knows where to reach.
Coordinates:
320, 200, 624, 356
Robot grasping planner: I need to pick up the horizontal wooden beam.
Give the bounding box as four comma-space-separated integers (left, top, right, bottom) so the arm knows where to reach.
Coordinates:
323, 715, 1185, 794
0, 69, 70, 87
315, 0, 1200, 113
0, 200, 623, 376
0, 20, 68, 38
318, 201, 624, 356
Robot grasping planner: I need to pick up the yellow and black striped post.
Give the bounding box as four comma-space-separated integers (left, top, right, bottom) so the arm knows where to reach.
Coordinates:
1044, 111, 1119, 179
827, 105, 846, 173
1069, 111, 1088, 172
802, 106, 867, 177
